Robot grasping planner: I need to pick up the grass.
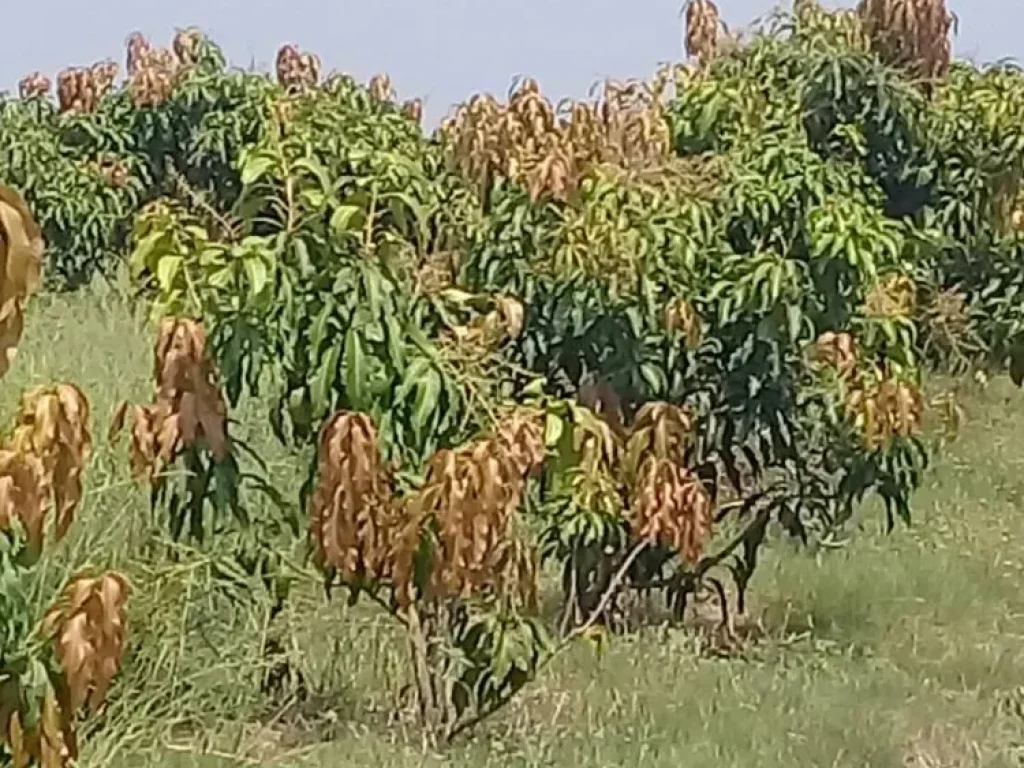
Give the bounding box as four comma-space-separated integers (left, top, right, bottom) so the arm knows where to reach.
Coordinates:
8, 286, 1024, 767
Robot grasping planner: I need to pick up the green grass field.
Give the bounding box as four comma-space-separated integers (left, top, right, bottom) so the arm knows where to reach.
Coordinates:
13, 287, 1024, 768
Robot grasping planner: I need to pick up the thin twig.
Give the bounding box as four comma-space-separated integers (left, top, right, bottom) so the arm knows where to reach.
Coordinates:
236, 695, 297, 760
445, 539, 649, 743
563, 539, 649, 642
167, 166, 240, 241
704, 575, 734, 641
558, 545, 580, 637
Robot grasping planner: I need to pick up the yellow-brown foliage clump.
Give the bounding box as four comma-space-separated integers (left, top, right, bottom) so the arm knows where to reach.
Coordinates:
810, 329, 924, 449
0, 449, 49, 555
172, 28, 203, 68
275, 44, 321, 92
110, 318, 229, 481
125, 30, 207, 108
7, 384, 92, 544
128, 46, 179, 108
630, 457, 713, 564
1, 685, 77, 768
663, 296, 703, 350
844, 372, 924, 450
404, 412, 545, 605
309, 410, 546, 611
622, 403, 713, 564
684, 0, 722, 68
863, 273, 916, 318
18, 72, 51, 99
439, 75, 671, 202
1, 571, 130, 767
921, 286, 982, 363
42, 571, 131, 713
810, 330, 859, 377
0, 185, 44, 379
125, 32, 153, 77
811, 325, 925, 448
55, 61, 119, 115
0, 190, 125, 768
367, 73, 396, 104
308, 412, 399, 582
622, 403, 694, 472
402, 98, 424, 124
857, 0, 954, 82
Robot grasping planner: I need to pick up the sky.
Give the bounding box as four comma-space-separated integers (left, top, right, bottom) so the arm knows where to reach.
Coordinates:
0, 0, 1019, 128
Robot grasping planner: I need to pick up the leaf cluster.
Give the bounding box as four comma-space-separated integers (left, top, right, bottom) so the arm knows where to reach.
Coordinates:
0, 191, 130, 768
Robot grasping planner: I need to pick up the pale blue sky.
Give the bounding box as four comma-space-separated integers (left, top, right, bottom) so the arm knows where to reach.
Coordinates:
0, 0, 1016, 127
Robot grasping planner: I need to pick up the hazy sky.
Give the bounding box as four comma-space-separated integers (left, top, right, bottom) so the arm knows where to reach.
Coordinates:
0, 0, 1017, 127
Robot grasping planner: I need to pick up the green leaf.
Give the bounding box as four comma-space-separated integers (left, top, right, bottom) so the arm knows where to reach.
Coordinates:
156, 255, 183, 293
639, 362, 667, 395
343, 327, 368, 411
292, 157, 332, 192
242, 256, 269, 297
786, 303, 802, 341
311, 345, 340, 417
330, 204, 366, 237
438, 288, 477, 305
207, 266, 234, 289
310, 296, 335, 353
521, 377, 546, 398
240, 153, 275, 186
299, 188, 326, 210
412, 366, 442, 440
382, 190, 429, 244
544, 412, 564, 447
490, 634, 513, 682
291, 238, 315, 277
395, 357, 432, 403
129, 230, 168, 278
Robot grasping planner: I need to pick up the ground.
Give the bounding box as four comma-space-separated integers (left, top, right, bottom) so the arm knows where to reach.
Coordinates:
9, 285, 1024, 767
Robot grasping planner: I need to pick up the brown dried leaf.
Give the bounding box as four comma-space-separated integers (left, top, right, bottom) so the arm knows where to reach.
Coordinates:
630, 456, 713, 564
368, 73, 396, 103
275, 44, 320, 92
863, 273, 916, 318
42, 571, 130, 714
0, 449, 49, 555
172, 28, 203, 67
110, 319, 230, 483
0, 185, 44, 378
844, 370, 924, 449
684, 0, 723, 67
439, 73, 671, 202
308, 412, 399, 583
810, 331, 859, 378
401, 411, 544, 604
54, 61, 117, 115
402, 98, 424, 124
663, 297, 702, 349
18, 72, 52, 99
5, 383, 92, 542
1, 685, 77, 768
127, 39, 180, 108
857, 0, 953, 83
622, 402, 694, 482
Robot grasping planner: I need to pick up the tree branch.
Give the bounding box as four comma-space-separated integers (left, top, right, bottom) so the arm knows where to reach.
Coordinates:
444, 539, 649, 743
